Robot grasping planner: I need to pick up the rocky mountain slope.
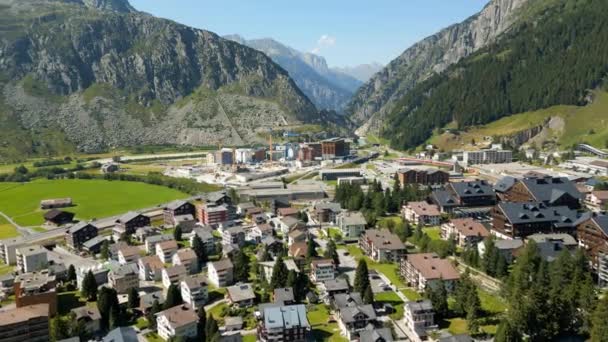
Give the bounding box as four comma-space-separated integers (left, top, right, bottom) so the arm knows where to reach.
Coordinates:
0, 0, 319, 159
225, 35, 361, 112
347, 0, 529, 135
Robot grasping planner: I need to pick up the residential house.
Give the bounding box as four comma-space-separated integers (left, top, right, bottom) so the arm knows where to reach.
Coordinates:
496, 175, 582, 209
478, 239, 524, 264
441, 218, 489, 248
145, 234, 173, 254
576, 214, 608, 286
163, 200, 195, 227
321, 278, 349, 300
162, 265, 187, 289
224, 316, 244, 332
332, 292, 363, 310
313, 202, 341, 224
172, 249, 198, 274
278, 217, 306, 235
43, 209, 74, 226
337, 304, 377, 340
0, 304, 50, 342
310, 259, 335, 283
156, 240, 178, 263
207, 259, 234, 287
259, 259, 299, 283
16, 246, 48, 273
259, 237, 284, 259
258, 304, 309, 342
103, 327, 138, 342
251, 223, 274, 242
139, 290, 164, 315
403, 201, 441, 226
397, 168, 449, 187
189, 227, 217, 254
359, 328, 394, 342
138, 255, 164, 281
108, 263, 139, 293
289, 241, 308, 268
337, 211, 367, 241
273, 287, 295, 305
226, 283, 256, 307
400, 253, 460, 292
586, 191, 608, 212
404, 300, 436, 339
156, 305, 198, 341
278, 207, 299, 218
118, 246, 141, 265
492, 202, 580, 239
222, 226, 246, 247
527, 233, 578, 262
115, 212, 151, 235
288, 229, 308, 246
359, 229, 406, 263
71, 306, 101, 335
82, 236, 111, 255
65, 222, 98, 250
236, 202, 256, 216
430, 181, 497, 213
180, 275, 208, 308
134, 227, 156, 243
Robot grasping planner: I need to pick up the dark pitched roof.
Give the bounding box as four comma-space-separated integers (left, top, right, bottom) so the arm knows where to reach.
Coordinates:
359, 328, 394, 342
165, 200, 190, 211
339, 304, 376, 323
431, 190, 458, 207
44, 209, 73, 220
103, 327, 138, 342
450, 180, 495, 198
494, 176, 517, 193
520, 176, 583, 203
68, 221, 97, 234
591, 215, 608, 236
333, 292, 363, 308
497, 202, 579, 226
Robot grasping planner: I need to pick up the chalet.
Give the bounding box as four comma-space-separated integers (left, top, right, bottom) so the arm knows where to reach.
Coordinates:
134, 227, 156, 243
359, 229, 406, 263
82, 236, 111, 254
478, 239, 523, 264
251, 223, 274, 242
289, 241, 308, 268
492, 202, 580, 239
273, 287, 295, 305
332, 292, 362, 311
259, 236, 284, 258
401, 253, 460, 292
115, 212, 150, 235
359, 328, 394, 342
441, 218, 489, 248
430, 180, 496, 213
278, 207, 299, 218
288, 229, 308, 246
277, 216, 306, 235
337, 303, 377, 340
65, 222, 98, 250
71, 306, 102, 335
576, 214, 608, 286
163, 200, 195, 227
321, 278, 350, 300
310, 259, 335, 283
497, 175, 582, 209
397, 168, 449, 186
44, 210, 74, 226
403, 201, 441, 226
527, 233, 578, 262
586, 191, 608, 212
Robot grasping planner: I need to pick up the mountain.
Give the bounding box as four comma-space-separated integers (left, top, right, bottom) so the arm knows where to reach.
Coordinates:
0, 0, 318, 160
225, 35, 362, 112
347, 0, 529, 135
382, 0, 608, 150
332, 63, 383, 83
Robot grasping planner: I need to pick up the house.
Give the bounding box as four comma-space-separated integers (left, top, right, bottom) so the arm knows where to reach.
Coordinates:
337, 304, 377, 340
196, 204, 229, 226
40, 198, 72, 209
162, 265, 187, 289
332, 292, 363, 310
576, 214, 608, 286
16, 246, 48, 273
314, 202, 342, 224
226, 283, 256, 307
115, 212, 150, 235
163, 200, 195, 227
134, 227, 156, 243
0, 274, 15, 295
222, 226, 246, 247
359, 328, 394, 342
273, 287, 295, 305
278, 207, 299, 218
359, 229, 406, 263
156, 305, 198, 341
259, 236, 284, 257
118, 246, 140, 265
259, 259, 299, 283
289, 241, 308, 268
397, 168, 449, 187
139, 290, 165, 314
138, 255, 164, 281
492, 202, 580, 239
65, 222, 98, 250
441, 218, 489, 248
258, 304, 310, 342
236, 202, 256, 216
0, 304, 50, 342
156, 240, 178, 263
172, 249, 198, 274
82, 235, 111, 254
71, 306, 101, 334
586, 191, 608, 211
43, 209, 74, 226
404, 300, 436, 339
337, 211, 367, 241
180, 274, 208, 308
224, 316, 244, 332
109, 263, 139, 293
497, 175, 582, 209
310, 259, 335, 283
288, 229, 308, 246
14, 271, 57, 316
277, 216, 306, 235
103, 327, 138, 342
403, 201, 441, 226
400, 253, 460, 292
173, 215, 197, 233
76, 267, 109, 291
478, 239, 524, 264
251, 224, 274, 242
526, 233, 578, 262
430, 181, 496, 213
145, 234, 174, 254
208, 259, 234, 287
189, 227, 217, 254
321, 278, 349, 300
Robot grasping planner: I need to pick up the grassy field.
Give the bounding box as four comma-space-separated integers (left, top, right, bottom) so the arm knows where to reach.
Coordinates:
375, 291, 405, 319
342, 244, 406, 289
427, 90, 608, 151
423, 227, 442, 241
0, 179, 188, 226
308, 304, 347, 342
0, 216, 19, 239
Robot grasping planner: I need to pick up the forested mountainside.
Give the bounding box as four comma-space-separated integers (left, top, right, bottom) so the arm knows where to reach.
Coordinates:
346, 0, 529, 135
384, 0, 608, 150
225, 35, 361, 112
0, 0, 319, 160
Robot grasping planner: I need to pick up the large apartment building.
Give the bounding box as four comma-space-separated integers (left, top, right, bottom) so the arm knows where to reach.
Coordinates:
359, 229, 406, 263
0, 304, 49, 342
258, 304, 310, 342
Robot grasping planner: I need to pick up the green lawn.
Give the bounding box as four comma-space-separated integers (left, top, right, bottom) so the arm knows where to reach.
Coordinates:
242, 335, 257, 342
0, 263, 14, 276
308, 306, 347, 342
135, 317, 149, 330
479, 289, 507, 314
448, 318, 469, 335
145, 332, 164, 342
401, 288, 423, 301
0, 179, 188, 226
423, 227, 442, 241
342, 244, 406, 288
0, 220, 19, 239
327, 227, 343, 240
307, 304, 331, 325
374, 291, 405, 320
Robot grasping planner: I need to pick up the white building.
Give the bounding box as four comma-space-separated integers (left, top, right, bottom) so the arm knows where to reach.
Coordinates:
310, 259, 335, 283
156, 305, 198, 340
336, 211, 367, 241
16, 245, 48, 273
156, 240, 178, 263
462, 147, 512, 166
404, 300, 436, 339
162, 265, 187, 289
207, 259, 233, 287
180, 275, 208, 308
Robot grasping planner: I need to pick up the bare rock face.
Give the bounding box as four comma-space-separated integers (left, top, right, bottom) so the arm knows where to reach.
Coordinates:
347, 0, 529, 135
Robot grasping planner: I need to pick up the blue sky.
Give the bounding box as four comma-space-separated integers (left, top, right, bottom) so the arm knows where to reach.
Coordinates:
130, 0, 489, 68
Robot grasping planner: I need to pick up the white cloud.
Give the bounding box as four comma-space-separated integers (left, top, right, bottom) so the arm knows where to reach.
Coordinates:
310, 34, 336, 54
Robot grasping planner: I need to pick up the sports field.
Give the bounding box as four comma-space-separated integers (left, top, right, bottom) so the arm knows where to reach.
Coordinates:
0, 179, 188, 226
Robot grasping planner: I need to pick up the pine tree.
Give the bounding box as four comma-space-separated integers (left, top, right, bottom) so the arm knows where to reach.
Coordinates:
293, 272, 310, 302
147, 300, 161, 330
197, 307, 207, 341
50, 317, 70, 341
127, 287, 140, 310
591, 296, 608, 342
109, 304, 120, 330
233, 250, 250, 282
495, 320, 522, 342
306, 238, 317, 260
363, 285, 374, 305
270, 257, 289, 290
174, 225, 183, 241
425, 282, 448, 320
260, 248, 272, 262
324, 239, 340, 266
67, 264, 76, 283
100, 240, 109, 260
192, 235, 208, 267
354, 259, 370, 294
81, 270, 98, 301
97, 287, 119, 330
164, 284, 183, 309
286, 270, 298, 288
205, 315, 220, 342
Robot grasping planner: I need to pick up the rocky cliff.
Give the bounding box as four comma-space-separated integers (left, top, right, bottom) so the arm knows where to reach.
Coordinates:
0, 0, 319, 157
347, 0, 529, 135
